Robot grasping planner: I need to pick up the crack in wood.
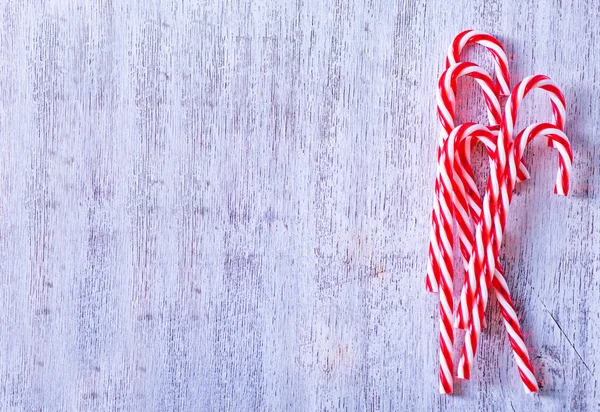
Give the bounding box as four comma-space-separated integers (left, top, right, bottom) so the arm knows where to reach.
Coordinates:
539, 298, 595, 379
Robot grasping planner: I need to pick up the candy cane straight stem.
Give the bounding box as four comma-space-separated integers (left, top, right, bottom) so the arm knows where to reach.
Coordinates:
437, 123, 510, 394
455, 75, 566, 332
437, 130, 459, 394
455, 137, 531, 364
437, 124, 494, 394
491, 265, 538, 392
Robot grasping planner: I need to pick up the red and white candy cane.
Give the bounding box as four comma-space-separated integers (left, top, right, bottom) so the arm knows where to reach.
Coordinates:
427, 62, 501, 294
454, 131, 538, 392
458, 123, 571, 391
436, 123, 500, 393
509, 124, 572, 198
457, 76, 568, 385
436, 122, 530, 393
501, 124, 571, 391
446, 29, 511, 97
426, 62, 529, 293
455, 76, 566, 330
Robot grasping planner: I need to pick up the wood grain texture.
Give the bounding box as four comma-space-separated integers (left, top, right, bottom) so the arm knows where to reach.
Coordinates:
0, 0, 598, 410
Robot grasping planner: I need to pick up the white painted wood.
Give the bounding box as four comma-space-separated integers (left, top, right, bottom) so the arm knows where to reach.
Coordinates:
0, 0, 598, 410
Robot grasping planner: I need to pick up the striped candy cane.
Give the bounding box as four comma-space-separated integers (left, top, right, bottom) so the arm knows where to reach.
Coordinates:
454, 130, 539, 392
457, 76, 568, 384
455, 76, 566, 330
502, 124, 571, 391
427, 62, 501, 294
427, 62, 528, 293
458, 123, 571, 391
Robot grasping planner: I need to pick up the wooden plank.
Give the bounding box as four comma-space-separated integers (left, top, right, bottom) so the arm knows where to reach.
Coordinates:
0, 0, 598, 410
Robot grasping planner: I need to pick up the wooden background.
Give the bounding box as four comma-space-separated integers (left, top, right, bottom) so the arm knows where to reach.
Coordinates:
0, 0, 598, 410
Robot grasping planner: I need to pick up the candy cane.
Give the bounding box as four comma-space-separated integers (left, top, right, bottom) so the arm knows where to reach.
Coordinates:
454, 132, 539, 392
457, 76, 568, 384
457, 123, 571, 390
501, 124, 571, 392
455, 75, 566, 330
435, 122, 530, 393
498, 124, 569, 392
427, 62, 528, 293
427, 62, 501, 294
509, 124, 572, 198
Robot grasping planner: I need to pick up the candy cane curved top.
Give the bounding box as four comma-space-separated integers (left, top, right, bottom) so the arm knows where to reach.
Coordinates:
509, 123, 573, 196
496, 75, 566, 244
437, 62, 502, 139
501, 75, 566, 154
445, 30, 511, 97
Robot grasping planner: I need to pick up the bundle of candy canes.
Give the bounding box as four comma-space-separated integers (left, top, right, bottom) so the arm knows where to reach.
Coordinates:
426, 30, 573, 394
